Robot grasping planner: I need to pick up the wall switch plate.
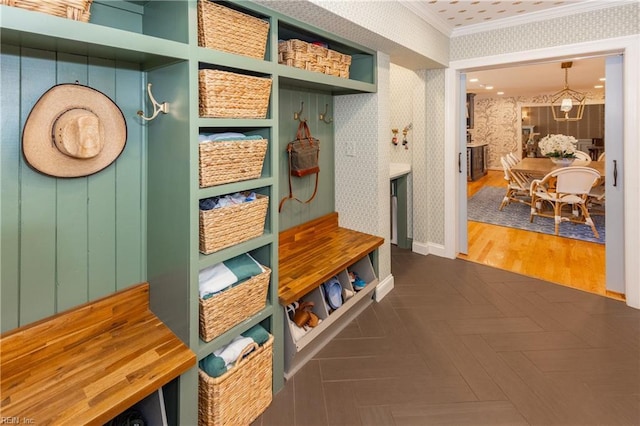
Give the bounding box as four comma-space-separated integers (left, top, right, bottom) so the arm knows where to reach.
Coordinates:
346, 140, 356, 157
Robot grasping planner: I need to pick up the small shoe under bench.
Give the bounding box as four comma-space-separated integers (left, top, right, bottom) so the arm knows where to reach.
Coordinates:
0, 282, 195, 425
278, 212, 384, 378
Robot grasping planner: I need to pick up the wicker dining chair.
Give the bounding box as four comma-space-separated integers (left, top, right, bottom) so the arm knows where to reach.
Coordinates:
499, 156, 532, 211
529, 166, 601, 238
572, 150, 592, 166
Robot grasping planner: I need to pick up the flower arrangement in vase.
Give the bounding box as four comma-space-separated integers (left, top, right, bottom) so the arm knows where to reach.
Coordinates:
538, 134, 577, 166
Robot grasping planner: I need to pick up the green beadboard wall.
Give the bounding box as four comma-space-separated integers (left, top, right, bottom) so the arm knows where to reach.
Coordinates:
0, 45, 146, 332
278, 86, 335, 231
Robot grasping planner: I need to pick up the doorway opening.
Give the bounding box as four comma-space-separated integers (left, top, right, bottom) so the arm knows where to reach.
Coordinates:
458, 56, 621, 301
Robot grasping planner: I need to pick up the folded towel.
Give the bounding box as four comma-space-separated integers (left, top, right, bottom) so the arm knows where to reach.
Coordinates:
214, 336, 255, 367
199, 253, 264, 299
199, 192, 257, 211
199, 324, 270, 378
199, 132, 264, 143
242, 324, 269, 345
199, 354, 227, 378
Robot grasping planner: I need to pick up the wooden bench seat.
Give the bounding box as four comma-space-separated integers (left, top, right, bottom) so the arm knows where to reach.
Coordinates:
278, 212, 384, 306
0, 282, 196, 425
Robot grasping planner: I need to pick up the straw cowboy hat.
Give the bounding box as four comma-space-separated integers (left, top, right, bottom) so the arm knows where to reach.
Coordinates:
22, 83, 127, 178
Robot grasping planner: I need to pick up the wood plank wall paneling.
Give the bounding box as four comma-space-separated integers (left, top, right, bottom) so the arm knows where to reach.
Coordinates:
19, 48, 58, 324
525, 104, 604, 139
88, 56, 119, 300
1, 44, 21, 329
278, 86, 335, 231
0, 47, 145, 332
114, 63, 145, 290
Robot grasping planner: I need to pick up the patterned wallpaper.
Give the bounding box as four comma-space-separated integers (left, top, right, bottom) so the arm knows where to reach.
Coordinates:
390, 63, 415, 166
390, 63, 418, 239
335, 53, 392, 281
423, 69, 446, 246
473, 91, 606, 170
451, 3, 639, 61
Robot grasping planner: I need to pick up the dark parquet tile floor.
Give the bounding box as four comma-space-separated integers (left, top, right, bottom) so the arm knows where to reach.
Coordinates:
255, 247, 640, 425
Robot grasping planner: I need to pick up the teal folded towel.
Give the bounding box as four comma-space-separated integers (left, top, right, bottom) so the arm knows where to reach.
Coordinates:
200, 324, 270, 378
242, 324, 269, 346
199, 355, 226, 378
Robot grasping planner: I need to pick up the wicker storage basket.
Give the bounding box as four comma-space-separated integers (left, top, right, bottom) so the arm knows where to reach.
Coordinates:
199, 138, 268, 188
197, 0, 269, 60
1, 0, 92, 21
199, 69, 272, 119
199, 265, 271, 342
199, 193, 268, 254
198, 335, 273, 426
278, 39, 351, 78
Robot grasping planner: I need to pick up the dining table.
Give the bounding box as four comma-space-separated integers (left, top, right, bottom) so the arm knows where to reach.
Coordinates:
511, 157, 605, 178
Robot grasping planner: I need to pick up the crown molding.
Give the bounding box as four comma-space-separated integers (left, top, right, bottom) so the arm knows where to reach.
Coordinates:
451, 0, 635, 38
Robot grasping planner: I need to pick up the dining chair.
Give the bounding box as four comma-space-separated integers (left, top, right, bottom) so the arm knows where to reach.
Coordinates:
597, 151, 605, 161
499, 156, 532, 211
573, 150, 592, 166
506, 152, 519, 166
529, 166, 601, 238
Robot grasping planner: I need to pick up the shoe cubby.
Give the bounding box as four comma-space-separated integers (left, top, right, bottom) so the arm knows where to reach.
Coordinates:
284, 287, 329, 344
347, 255, 377, 292
283, 254, 379, 378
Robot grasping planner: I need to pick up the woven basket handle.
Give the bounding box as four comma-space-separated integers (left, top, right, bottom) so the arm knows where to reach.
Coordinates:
232, 342, 260, 368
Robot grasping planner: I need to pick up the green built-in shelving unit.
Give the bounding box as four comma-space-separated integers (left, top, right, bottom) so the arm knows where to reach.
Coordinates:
0, 1, 376, 424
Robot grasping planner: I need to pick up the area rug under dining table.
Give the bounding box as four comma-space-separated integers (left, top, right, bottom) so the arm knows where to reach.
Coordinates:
467, 185, 605, 244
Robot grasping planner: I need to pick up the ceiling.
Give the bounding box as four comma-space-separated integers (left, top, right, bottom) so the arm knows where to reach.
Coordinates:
404, 1, 612, 97
407, 0, 593, 35
465, 56, 607, 97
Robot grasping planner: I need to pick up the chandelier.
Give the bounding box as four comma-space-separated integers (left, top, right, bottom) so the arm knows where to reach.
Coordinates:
550, 61, 586, 122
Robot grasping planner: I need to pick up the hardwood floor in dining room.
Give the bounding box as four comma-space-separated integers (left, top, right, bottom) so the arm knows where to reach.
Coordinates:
460, 170, 617, 300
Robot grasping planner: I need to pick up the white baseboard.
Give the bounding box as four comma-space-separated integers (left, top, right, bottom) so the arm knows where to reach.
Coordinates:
374, 274, 394, 301
411, 240, 447, 257
412, 241, 429, 255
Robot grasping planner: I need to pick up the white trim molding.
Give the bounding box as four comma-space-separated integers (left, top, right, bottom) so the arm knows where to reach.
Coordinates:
411, 241, 447, 258
446, 35, 640, 309
374, 274, 394, 302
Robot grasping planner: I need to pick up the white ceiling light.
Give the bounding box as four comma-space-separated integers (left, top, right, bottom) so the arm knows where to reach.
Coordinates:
550, 61, 586, 122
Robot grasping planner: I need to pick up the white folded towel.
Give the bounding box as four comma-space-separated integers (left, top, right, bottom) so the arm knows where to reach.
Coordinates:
213, 336, 255, 367
198, 262, 237, 298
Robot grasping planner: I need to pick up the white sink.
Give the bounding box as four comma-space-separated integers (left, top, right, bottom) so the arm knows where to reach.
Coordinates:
390, 162, 411, 179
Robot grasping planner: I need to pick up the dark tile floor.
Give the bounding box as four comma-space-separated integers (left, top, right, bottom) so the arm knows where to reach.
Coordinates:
255, 247, 640, 425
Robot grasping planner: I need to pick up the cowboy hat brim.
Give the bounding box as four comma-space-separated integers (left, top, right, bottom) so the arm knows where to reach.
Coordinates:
22, 83, 127, 178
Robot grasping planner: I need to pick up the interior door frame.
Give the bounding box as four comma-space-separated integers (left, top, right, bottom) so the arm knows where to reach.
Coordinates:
444, 34, 640, 309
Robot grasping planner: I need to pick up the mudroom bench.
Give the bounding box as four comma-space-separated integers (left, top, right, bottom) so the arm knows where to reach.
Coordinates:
279, 212, 384, 377
0, 282, 196, 425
